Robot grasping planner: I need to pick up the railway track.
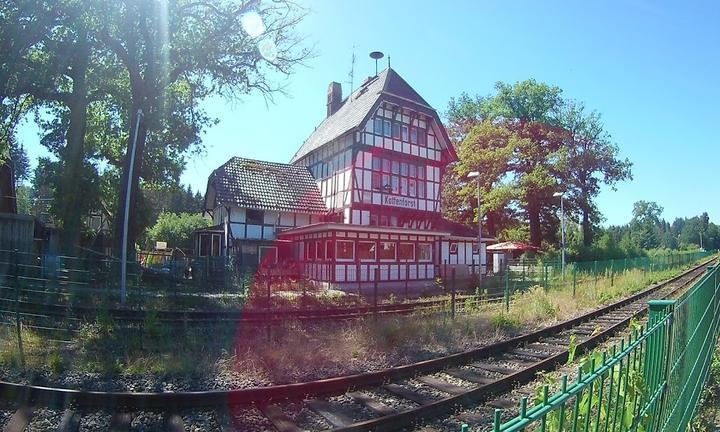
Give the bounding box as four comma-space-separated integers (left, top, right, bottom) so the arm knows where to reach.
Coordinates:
0, 259, 713, 431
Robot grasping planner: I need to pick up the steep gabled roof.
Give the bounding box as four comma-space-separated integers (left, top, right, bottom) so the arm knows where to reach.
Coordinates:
290, 67, 453, 163
205, 157, 327, 214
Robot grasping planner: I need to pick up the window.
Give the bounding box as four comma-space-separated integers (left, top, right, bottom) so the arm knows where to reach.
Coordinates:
383, 120, 392, 137
374, 118, 383, 135
382, 174, 390, 191
358, 241, 376, 260
409, 164, 416, 178
316, 240, 325, 260
449, 242, 458, 254
336, 240, 354, 260
417, 128, 426, 146
400, 178, 407, 195
259, 246, 278, 265
372, 155, 381, 171
382, 158, 391, 173
409, 179, 417, 197
380, 215, 389, 226
419, 243, 432, 261
410, 126, 418, 144
399, 243, 415, 260
391, 176, 399, 194
418, 167, 425, 180
392, 122, 401, 139
391, 160, 399, 174
326, 240, 335, 260
400, 162, 408, 176
402, 124, 409, 141
379, 242, 396, 260
418, 181, 426, 198
247, 209, 264, 225
306, 241, 316, 260
372, 172, 382, 190
370, 214, 379, 226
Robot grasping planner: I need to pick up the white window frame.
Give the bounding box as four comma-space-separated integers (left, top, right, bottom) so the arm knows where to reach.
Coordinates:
258, 246, 278, 264
358, 241, 376, 261
398, 243, 415, 262
419, 243, 433, 262
449, 242, 458, 255
379, 241, 396, 261
336, 240, 355, 261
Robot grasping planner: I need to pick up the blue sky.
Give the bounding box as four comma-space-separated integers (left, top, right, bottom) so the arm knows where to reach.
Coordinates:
17, 0, 720, 226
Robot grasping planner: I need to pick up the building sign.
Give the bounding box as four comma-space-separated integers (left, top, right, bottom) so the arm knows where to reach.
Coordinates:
155, 241, 167, 250
383, 194, 418, 209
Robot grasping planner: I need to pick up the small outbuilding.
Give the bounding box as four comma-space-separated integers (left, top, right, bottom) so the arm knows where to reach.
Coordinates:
486, 241, 540, 274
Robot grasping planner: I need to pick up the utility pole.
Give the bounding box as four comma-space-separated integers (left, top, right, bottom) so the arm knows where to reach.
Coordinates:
468, 171, 482, 286
554, 192, 565, 279
120, 109, 143, 305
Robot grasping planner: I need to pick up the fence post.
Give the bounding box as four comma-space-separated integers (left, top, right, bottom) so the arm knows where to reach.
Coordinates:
645, 299, 676, 422
573, 265, 577, 297
266, 274, 271, 341
504, 264, 510, 313
542, 264, 547, 292
13, 249, 25, 369
405, 264, 409, 301
373, 268, 379, 311
451, 267, 456, 319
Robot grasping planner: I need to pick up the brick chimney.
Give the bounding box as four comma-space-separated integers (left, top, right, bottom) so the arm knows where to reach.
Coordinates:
326, 82, 342, 117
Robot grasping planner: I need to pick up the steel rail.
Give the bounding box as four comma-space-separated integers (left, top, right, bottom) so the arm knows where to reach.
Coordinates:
0, 259, 711, 417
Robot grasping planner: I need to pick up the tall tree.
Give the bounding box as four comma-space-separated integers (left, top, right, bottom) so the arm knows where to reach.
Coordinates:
97, 0, 311, 257
559, 100, 632, 246
484, 79, 566, 246
630, 200, 663, 249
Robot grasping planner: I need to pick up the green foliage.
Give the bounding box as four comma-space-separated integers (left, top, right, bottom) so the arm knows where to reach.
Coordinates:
491, 313, 520, 330
3, 0, 311, 251
446, 80, 632, 247
146, 212, 210, 250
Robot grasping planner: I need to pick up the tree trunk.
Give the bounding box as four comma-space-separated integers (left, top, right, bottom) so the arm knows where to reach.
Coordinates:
0, 162, 15, 213
113, 106, 147, 259
527, 198, 542, 247
57, 42, 89, 254
582, 209, 593, 247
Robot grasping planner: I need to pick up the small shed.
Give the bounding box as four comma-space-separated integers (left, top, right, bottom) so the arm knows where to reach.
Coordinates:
486, 241, 540, 273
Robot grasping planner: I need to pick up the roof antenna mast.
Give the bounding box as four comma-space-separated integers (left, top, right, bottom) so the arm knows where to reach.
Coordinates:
369, 51, 384, 76
387, 55, 391, 69
347, 46, 356, 100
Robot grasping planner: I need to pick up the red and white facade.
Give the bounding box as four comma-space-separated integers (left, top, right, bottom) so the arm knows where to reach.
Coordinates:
204, 67, 493, 289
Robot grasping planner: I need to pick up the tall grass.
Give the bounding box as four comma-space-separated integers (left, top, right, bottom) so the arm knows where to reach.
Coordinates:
0, 261, 706, 385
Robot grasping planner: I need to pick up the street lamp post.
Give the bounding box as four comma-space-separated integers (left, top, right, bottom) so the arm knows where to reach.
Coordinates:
120, 109, 143, 305
553, 192, 565, 278
468, 171, 482, 286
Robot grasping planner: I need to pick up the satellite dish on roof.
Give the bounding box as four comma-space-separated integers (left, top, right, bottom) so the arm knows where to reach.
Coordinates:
369, 51, 384, 75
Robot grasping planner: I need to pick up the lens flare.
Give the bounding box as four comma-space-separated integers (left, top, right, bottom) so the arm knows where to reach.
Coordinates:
241, 11, 266, 38
258, 38, 278, 62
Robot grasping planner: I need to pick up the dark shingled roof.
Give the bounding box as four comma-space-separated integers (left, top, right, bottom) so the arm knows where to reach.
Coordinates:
206, 157, 327, 214
290, 67, 445, 163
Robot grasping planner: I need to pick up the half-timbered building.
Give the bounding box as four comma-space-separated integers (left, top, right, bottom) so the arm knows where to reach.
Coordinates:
201, 67, 493, 289
200, 157, 327, 268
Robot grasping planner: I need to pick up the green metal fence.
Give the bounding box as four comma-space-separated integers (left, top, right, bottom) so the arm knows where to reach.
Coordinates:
481, 259, 720, 432
480, 251, 711, 312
